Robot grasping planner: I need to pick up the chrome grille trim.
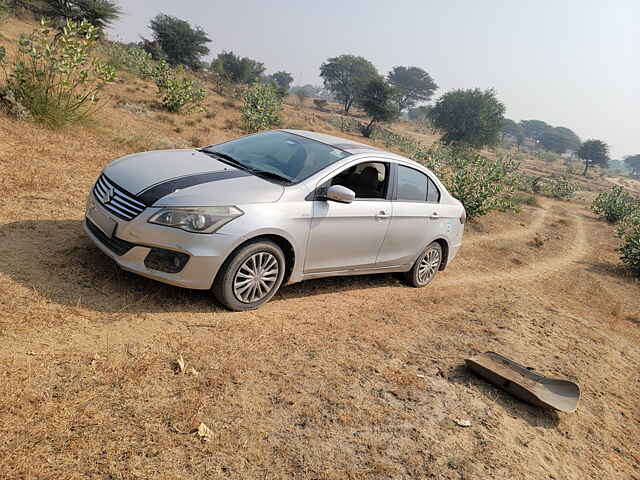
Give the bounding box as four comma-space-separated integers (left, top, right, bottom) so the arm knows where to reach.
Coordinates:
92, 174, 146, 221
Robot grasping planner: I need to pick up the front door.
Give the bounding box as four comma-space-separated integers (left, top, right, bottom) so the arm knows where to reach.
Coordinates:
305, 161, 392, 273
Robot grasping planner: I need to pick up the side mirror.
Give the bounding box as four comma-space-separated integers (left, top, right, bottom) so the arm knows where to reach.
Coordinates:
325, 185, 355, 204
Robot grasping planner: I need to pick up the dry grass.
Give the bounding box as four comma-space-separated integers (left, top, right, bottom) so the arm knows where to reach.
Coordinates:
1, 16, 640, 480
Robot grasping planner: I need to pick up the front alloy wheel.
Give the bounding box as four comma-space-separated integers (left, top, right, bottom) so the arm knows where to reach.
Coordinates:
214, 240, 286, 311
233, 252, 280, 303
406, 242, 442, 287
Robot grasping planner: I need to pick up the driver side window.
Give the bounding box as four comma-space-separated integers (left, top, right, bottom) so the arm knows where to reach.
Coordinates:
328, 162, 389, 200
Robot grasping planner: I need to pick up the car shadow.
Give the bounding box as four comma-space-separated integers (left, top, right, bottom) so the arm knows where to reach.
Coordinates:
0, 219, 404, 314
575, 259, 638, 283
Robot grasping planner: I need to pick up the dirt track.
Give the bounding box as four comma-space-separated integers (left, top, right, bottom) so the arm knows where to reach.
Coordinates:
2, 192, 640, 479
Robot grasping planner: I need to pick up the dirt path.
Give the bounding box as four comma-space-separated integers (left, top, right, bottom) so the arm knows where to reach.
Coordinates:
444, 201, 588, 287
464, 201, 548, 247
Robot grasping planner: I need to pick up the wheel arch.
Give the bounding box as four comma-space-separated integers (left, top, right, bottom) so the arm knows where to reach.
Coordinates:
213, 232, 296, 288
432, 237, 449, 271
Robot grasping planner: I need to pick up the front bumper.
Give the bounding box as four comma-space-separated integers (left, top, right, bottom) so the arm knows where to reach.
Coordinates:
83, 198, 239, 290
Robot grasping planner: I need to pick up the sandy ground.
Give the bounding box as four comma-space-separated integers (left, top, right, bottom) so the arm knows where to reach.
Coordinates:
1, 15, 640, 480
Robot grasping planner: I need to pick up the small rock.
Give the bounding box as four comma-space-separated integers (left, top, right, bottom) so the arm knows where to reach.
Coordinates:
454, 419, 471, 427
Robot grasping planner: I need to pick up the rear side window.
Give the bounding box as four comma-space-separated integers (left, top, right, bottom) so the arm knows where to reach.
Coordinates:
396, 165, 440, 203
427, 177, 441, 203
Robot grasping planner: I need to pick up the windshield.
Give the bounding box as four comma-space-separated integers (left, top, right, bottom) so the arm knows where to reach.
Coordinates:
202, 131, 351, 183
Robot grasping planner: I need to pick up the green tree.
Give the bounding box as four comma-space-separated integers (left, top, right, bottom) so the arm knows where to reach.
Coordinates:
501, 118, 524, 148
539, 128, 572, 154
358, 77, 398, 137
387, 66, 437, 111
624, 154, 640, 177
429, 88, 505, 148
27, 0, 121, 31
553, 126, 581, 152
138, 38, 166, 62
145, 14, 210, 70
211, 51, 265, 84
520, 119, 550, 141
577, 139, 609, 176
267, 71, 293, 95
319, 54, 378, 113
408, 105, 431, 122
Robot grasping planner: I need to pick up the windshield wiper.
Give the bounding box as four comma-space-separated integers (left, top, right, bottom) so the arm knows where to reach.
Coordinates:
247, 169, 293, 184
200, 150, 247, 169
200, 149, 292, 184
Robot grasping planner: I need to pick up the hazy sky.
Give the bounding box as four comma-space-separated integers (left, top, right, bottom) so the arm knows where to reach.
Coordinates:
109, 1, 638, 158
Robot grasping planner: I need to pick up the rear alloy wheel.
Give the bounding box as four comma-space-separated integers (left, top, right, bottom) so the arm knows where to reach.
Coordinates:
405, 242, 442, 287
214, 241, 286, 311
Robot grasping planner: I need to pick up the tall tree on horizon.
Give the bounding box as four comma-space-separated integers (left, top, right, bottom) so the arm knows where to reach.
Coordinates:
577, 139, 609, 176
211, 51, 265, 84
387, 66, 437, 112
145, 14, 211, 70
624, 154, 640, 177
358, 77, 398, 137
430, 88, 506, 149
319, 55, 379, 113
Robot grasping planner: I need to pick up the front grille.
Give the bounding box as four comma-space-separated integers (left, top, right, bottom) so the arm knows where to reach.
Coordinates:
86, 218, 136, 256
93, 174, 146, 221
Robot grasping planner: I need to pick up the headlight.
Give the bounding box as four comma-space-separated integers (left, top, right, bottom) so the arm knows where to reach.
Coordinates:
148, 206, 244, 233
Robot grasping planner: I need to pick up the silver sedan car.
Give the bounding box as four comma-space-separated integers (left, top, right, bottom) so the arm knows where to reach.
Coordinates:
84, 130, 465, 310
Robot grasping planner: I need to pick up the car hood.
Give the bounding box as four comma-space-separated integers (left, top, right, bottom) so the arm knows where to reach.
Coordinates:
103, 149, 284, 206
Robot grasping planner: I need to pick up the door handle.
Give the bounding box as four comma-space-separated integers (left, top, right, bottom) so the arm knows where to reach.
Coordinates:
375, 211, 389, 220
429, 212, 439, 219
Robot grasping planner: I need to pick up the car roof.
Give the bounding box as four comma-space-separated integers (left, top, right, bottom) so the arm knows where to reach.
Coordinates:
281, 129, 389, 155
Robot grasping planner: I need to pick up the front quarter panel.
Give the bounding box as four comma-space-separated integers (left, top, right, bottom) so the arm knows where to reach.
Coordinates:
218, 186, 312, 284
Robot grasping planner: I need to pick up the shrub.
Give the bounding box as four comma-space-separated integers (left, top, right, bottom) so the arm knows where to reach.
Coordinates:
0, 19, 116, 127
412, 143, 455, 176
511, 191, 540, 207
106, 42, 155, 78
616, 214, 640, 275
591, 185, 637, 223
0, 1, 8, 20
436, 147, 521, 218
240, 83, 282, 133
313, 98, 327, 110
153, 61, 206, 114
326, 115, 359, 133
371, 126, 420, 154
541, 176, 577, 199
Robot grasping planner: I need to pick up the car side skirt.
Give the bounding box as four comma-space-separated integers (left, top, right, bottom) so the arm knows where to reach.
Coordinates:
300, 263, 411, 281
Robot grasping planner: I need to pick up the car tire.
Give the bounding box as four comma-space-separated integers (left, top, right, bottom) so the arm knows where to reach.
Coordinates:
405, 242, 443, 288
213, 240, 286, 311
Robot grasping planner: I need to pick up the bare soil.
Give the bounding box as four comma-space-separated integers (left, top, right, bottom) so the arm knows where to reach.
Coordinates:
1, 16, 640, 480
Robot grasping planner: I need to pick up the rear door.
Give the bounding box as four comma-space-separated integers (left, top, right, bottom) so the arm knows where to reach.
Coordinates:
304, 161, 393, 273
376, 163, 443, 266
